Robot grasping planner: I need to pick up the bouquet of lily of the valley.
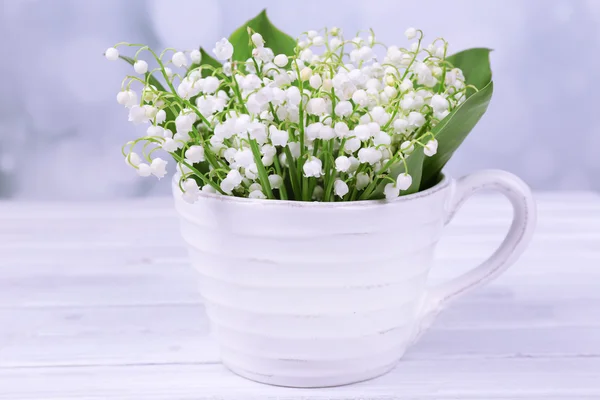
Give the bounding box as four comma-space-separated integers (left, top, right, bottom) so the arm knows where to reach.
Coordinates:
105, 10, 493, 202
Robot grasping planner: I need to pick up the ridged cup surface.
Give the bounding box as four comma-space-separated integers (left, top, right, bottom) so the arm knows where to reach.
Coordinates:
173, 178, 452, 387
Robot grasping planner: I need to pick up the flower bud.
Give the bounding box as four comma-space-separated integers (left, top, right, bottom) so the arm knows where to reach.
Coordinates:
251, 32, 265, 48
405, 27, 417, 40
309, 74, 322, 89
356, 172, 370, 190
105, 47, 119, 61
116, 91, 130, 106
300, 67, 313, 81
400, 140, 414, 154
300, 48, 313, 62
358, 147, 383, 165
134, 60, 148, 74
408, 111, 425, 127
306, 98, 326, 115
352, 89, 368, 107
125, 152, 141, 167
312, 36, 324, 46
430, 94, 449, 112
274, 54, 288, 67
249, 190, 266, 199
335, 100, 353, 117
155, 109, 166, 124
330, 38, 342, 49
190, 49, 201, 64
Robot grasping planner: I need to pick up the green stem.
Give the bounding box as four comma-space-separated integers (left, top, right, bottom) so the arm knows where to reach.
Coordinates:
293, 60, 307, 200
438, 42, 448, 94
170, 152, 224, 194
302, 178, 311, 201
272, 156, 289, 200
359, 180, 378, 200
230, 74, 249, 114
284, 147, 301, 198
323, 141, 335, 202
249, 139, 274, 199
400, 34, 423, 81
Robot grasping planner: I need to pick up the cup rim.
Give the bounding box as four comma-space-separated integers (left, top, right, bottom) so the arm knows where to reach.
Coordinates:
173, 172, 451, 209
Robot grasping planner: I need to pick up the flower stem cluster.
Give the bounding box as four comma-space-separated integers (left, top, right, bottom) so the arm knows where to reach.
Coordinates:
106, 26, 470, 202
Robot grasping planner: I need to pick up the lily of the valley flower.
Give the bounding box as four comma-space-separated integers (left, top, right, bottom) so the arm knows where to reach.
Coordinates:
213, 38, 234, 60
110, 24, 468, 202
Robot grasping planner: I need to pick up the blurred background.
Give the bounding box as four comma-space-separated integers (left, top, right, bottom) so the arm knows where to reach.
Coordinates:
1, 0, 598, 200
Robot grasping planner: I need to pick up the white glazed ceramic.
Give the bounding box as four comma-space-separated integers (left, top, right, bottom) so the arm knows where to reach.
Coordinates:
172, 169, 536, 388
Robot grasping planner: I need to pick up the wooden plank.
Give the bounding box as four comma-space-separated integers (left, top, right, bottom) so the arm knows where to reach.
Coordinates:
3, 215, 600, 245
0, 358, 598, 399
0, 224, 598, 308
1, 290, 600, 368
0, 192, 598, 220
0, 194, 598, 398
1, 262, 600, 308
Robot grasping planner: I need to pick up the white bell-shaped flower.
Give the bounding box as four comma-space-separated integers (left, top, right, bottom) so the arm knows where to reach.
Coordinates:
423, 139, 439, 157
334, 180, 349, 198
303, 156, 323, 178
150, 158, 168, 179
185, 145, 205, 163
335, 156, 351, 172
396, 173, 413, 190
384, 183, 400, 200
190, 49, 201, 64
269, 126, 289, 147
268, 174, 283, 189
137, 163, 152, 177
251, 33, 265, 48
213, 38, 234, 60
172, 52, 188, 68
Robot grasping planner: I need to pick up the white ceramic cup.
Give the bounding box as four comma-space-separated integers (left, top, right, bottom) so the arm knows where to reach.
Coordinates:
172, 169, 536, 388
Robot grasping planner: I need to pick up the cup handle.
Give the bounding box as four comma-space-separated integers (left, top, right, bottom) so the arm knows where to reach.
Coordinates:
412, 170, 537, 340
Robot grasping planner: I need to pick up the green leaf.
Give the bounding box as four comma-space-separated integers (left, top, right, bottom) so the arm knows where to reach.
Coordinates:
188, 47, 221, 78
228, 9, 297, 62
369, 146, 425, 199
446, 48, 492, 96
421, 80, 494, 189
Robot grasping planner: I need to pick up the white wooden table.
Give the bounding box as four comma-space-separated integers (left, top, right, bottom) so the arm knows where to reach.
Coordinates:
1, 193, 599, 399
